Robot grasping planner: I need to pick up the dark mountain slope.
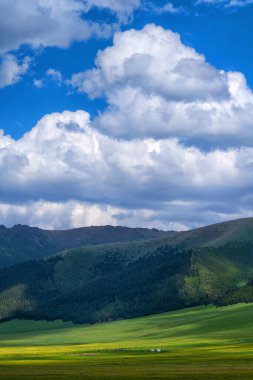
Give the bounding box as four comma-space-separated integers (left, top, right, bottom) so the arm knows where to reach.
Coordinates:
151, 217, 253, 249
0, 224, 173, 268
1, 218, 253, 323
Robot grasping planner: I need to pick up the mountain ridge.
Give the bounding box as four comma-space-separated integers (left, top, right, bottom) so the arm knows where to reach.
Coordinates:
0, 224, 174, 268
1, 217, 253, 323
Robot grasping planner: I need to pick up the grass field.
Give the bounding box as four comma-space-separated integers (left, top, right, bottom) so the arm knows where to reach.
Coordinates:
1, 304, 253, 379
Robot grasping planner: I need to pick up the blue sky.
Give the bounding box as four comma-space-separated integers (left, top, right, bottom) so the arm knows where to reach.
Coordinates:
1, 0, 253, 230
2, 1, 253, 139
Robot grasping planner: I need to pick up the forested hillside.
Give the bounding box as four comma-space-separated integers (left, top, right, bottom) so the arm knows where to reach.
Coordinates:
1, 218, 253, 323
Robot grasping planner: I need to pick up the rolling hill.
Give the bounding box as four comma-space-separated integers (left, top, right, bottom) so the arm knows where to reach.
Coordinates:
0, 303, 252, 349
0, 224, 172, 268
1, 218, 253, 323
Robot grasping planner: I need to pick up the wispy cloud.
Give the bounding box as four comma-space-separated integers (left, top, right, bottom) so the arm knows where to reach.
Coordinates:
0, 54, 30, 88
46, 69, 64, 86
196, 0, 253, 8
145, 1, 185, 14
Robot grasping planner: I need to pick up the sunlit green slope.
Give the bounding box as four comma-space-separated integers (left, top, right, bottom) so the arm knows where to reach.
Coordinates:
1, 303, 253, 348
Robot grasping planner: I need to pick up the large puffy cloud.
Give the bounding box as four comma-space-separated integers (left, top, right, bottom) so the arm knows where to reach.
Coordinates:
0, 0, 141, 54
71, 24, 228, 101
0, 110, 238, 206
2, 24, 253, 230
70, 24, 253, 145
1, 109, 253, 229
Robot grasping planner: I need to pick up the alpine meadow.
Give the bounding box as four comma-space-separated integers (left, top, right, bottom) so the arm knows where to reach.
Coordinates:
2, 1, 253, 379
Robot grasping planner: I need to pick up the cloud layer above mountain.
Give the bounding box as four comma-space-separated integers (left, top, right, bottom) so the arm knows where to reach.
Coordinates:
1, 24, 253, 230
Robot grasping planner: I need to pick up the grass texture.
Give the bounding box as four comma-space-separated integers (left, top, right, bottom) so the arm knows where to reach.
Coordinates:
1, 303, 253, 378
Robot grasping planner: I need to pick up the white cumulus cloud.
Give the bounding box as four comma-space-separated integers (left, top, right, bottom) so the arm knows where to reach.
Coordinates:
2, 24, 253, 229
70, 24, 253, 145
1, 109, 253, 229
0, 0, 141, 54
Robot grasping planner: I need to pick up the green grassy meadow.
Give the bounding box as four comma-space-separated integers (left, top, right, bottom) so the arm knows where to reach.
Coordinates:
1, 303, 253, 379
